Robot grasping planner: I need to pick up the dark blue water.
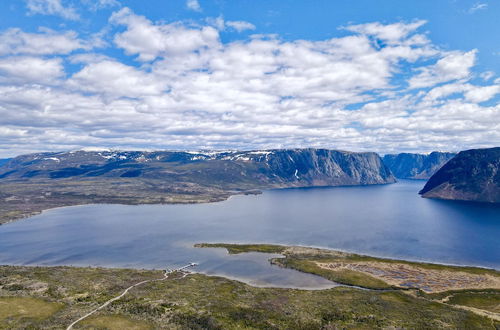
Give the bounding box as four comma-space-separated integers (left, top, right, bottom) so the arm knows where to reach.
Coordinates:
0, 180, 498, 288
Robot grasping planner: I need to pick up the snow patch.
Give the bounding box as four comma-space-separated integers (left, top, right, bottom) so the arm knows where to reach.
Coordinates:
43, 157, 60, 162
80, 147, 112, 152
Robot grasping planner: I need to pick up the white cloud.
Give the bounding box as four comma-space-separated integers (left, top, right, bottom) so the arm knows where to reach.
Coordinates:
226, 21, 256, 32
480, 71, 495, 81
0, 56, 64, 85
0, 13, 498, 156
67, 60, 167, 97
0, 28, 89, 56
423, 82, 500, 104
25, 0, 79, 20
110, 7, 220, 61
82, 0, 120, 11
345, 20, 427, 44
469, 2, 488, 13
186, 0, 201, 12
68, 53, 113, 64
206, 15, 225, 31
464, 85, 500, 103
408, 50, 477, 89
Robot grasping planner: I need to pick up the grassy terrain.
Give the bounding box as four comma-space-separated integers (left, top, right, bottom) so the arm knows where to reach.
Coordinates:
194, 243, 287, 254
425, 289, 500, 313
81, 315, 153, 329
0, 296, 63, 328
447, 291, 500, 313
0, 265, 496, 329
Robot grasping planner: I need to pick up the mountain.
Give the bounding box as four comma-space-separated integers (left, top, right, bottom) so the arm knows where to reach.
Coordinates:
419, 148, 500, 203
0, 149, 395, 224
382, 152, 456, 179
0, 149, 395, 187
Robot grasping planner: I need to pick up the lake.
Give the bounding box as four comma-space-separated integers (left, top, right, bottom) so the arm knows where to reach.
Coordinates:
0, 180, 498, 289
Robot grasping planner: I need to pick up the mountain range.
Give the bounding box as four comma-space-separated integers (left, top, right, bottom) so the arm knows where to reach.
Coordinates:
0, 148, 395, 224
0, 147, 498, 224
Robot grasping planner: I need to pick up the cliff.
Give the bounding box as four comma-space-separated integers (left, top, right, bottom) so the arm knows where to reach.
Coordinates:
382, 152, 456, 179
0, 149, 395, 188
419, 148, 500, 203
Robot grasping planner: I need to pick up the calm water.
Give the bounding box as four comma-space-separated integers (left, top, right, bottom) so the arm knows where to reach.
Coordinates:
0, 180, 499, 288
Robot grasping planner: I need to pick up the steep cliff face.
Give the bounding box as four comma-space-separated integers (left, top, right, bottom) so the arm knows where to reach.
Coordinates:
383, 152, 456, 179
261, 149, 395, 186
0, 149, 395, 187
419, 148, 500, 203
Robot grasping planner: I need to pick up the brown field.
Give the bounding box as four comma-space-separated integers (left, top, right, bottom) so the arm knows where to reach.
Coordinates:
316, 261, 500, 293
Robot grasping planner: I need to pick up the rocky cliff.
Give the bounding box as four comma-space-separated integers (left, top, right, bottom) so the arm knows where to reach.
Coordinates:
419, 148, 500, 203
0, 149, 395, 188
382, 152, 456, 179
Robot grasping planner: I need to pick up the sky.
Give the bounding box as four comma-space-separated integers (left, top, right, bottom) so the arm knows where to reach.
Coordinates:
0, 0, 499, 157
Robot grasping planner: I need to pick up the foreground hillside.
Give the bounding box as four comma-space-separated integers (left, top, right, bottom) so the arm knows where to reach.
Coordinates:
1, 244, 498, 329
0, 149, 395, 224
420, 147, 500, 203
382, 152, 456, 179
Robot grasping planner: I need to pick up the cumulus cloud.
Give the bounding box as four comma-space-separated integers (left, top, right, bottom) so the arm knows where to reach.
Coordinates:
67, 60, 167, 97
464, 85, 500, 103
0, 11, 498, 156
344, 20, 427, 44
408, 50, 477, 89
0, 56, 64, 85
423, 82, 500, 104
186, 0, 201, 12
25, 0, 79, 20
0, 28, 89, 56
110, 7, 220, 61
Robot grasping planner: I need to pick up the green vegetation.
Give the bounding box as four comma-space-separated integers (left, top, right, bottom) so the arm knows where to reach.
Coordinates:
272, 257, 393, 289
194, 243, 287, 254
447, 291, 500, 313
0, 297, 63, 327
424, 290, 500, 313
81, 314, 153, 329
0, 265, 496, 329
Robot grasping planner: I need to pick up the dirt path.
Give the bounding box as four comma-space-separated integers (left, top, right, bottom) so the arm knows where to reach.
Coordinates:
66, 264, 196, 330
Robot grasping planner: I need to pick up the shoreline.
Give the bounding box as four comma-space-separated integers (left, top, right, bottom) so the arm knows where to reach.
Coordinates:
0, 179, 401, 226
1, 239, 498, 274
2, 243, 498, 291
197, 243, 500, 294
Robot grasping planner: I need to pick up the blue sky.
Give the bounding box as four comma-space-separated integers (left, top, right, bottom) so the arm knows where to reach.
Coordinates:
0, 0, 499, 156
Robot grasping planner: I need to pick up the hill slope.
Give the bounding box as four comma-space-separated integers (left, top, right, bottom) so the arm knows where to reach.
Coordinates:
419, 148, 500, 203
383, 152, 456, 179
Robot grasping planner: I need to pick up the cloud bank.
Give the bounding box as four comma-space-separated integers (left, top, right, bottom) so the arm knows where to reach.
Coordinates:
0, 7, 498, 157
